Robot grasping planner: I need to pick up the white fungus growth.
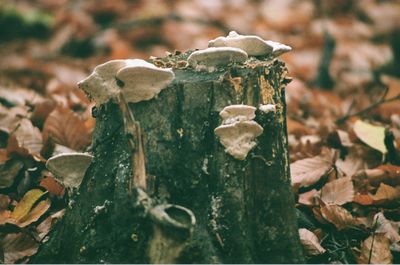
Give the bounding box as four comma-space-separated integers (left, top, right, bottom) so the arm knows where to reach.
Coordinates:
46, 152, 93, 188
187, 47, 248, 72
116, 59, 175, 103
208, 31, 291, 57
78, 59, 175, 105
214, 105, 263, 160
259, 104, 276, 113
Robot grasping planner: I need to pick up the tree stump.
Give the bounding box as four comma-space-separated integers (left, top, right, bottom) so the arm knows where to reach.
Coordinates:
31, 52, 304, 263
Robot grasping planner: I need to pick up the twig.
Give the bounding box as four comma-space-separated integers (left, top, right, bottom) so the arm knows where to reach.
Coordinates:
336, 93, 400, 124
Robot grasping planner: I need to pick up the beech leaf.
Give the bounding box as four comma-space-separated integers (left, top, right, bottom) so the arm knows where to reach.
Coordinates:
291, 155, 333, 190
353, 120, 387, 154
372, 183, 400, 204
374, 212, 400, 244
2, 233, 39, 263
43, 106, 91, 151
358, 233, 392, 264
320, 177, 354, 205
320, 204, 361, 230
7, 119, 43, 157
299, 228, 326, 255
11, 189, 47, 222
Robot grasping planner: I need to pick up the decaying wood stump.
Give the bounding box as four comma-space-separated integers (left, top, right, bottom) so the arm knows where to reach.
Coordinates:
31, 51, 304, 263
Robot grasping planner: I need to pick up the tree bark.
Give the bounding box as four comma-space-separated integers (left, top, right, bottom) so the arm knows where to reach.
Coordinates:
31, 52, 304, 263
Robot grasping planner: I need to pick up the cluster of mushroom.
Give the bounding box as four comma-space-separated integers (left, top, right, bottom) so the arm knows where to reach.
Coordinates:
188, 31, 291, 72
214, 105, 263, 160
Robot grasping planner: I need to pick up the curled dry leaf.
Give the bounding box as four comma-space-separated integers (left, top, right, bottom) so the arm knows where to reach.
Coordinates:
7, 119, 43, 157
43, 106, 91, 151
298, 189, 318, 206
36, 209, 65, 241
358, 233, 393, 264
2, 233, 39, 263
320, 204, 362, 230
320, 177, 354, 205
290, 155, 333, 190
353, 120, 387, 154
40, 175, 65, 197
368, 164, 400, 187
299, 228, 326, 256
353, 193, 374, 206
335, 146, 368, 178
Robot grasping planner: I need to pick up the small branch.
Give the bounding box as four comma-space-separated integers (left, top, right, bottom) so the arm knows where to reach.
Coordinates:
336, 93, 400, 124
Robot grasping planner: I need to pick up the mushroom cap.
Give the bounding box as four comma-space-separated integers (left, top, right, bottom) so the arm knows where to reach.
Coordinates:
265, 40, 292, 56
220, 104, 256, 123
77, 60, 126, 106
46, 153, 93, 188
187, 47, 248, 70
209, 31, 273, 56
116, 59, 175, 103
214, 120, 263, 160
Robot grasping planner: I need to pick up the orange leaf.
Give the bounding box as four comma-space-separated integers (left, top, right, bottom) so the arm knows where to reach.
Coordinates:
353, 193, 374, 206
358, 233, 392, 264
372, 183, 400, 204
321, 177, 354, 205
40, 175, 65, 197
43, 106, 91, 151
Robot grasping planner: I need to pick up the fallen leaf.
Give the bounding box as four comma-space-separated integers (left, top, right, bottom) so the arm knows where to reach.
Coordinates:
7, 119, 43, 157
299, 228, 326, 256
36, 209, 65, 240
18, 199, 51, 227
353, 193, 374, 206
40, 175, 65, 197
320, 204, 361, 230
2, 233, 39, 263
320, 177, 354, 205
0, 159, 24, 189
335, 146, 368, 177
298, 189, 318, 206
0, 194, 10, 210
353, 120, 387, 154
0, 149, 9, 164
358, 233, 393, 264
374, 212, 400, 244
291, 155, 333, 190
11, 189, 47, 222
43, 106, 91, 151
372, 183, 400, 204
369, 164, 400, 187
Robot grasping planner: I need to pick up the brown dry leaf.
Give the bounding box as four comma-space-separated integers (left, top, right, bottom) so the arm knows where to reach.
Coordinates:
30, 99, 56, 127
43, 106, 91, 151
11, 189, 47, 222
0, 210, 12, 225
374, 212, 400, 244
376, 75, 400, 119
358, 233, 393, 264
299, 228, 326, 256
0, 159, 24, 189
335, 146, 368, 178
320, 204, 361, 230
2, 232, 39, 264
321, 177, 354, 205
7, 119, 43, 157
368, 164, 400, 187
0, 149, 9, 164
372, 183, 400, 204
353, 120, 387, 154
40, 175, 65, 197
290, 155, 333, 190
0, 194, 10, 210
36, 209, 65, 240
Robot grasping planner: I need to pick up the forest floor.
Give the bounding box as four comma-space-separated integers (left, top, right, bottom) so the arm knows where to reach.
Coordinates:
0, 0, 400, 263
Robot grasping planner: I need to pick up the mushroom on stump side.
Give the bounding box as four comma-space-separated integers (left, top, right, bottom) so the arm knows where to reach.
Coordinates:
214, 105, 263, 160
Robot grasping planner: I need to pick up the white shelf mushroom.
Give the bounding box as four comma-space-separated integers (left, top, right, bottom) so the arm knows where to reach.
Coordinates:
214, 105, 263, 160
46, 153, 93, 189
209, 31, 291, 57
187, 47, 248, 72
78, 59, 175, 105
116, 59, 175, 103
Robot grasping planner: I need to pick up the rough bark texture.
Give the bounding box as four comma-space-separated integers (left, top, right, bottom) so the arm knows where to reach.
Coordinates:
31, 52, 304, 263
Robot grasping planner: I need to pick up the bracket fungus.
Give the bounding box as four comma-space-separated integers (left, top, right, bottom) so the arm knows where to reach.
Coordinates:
214, 105, 263, 160
187, 47, 248, 72
46, 152, 93, 189
78, 59, 175, 105
208, 31, 291, 57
